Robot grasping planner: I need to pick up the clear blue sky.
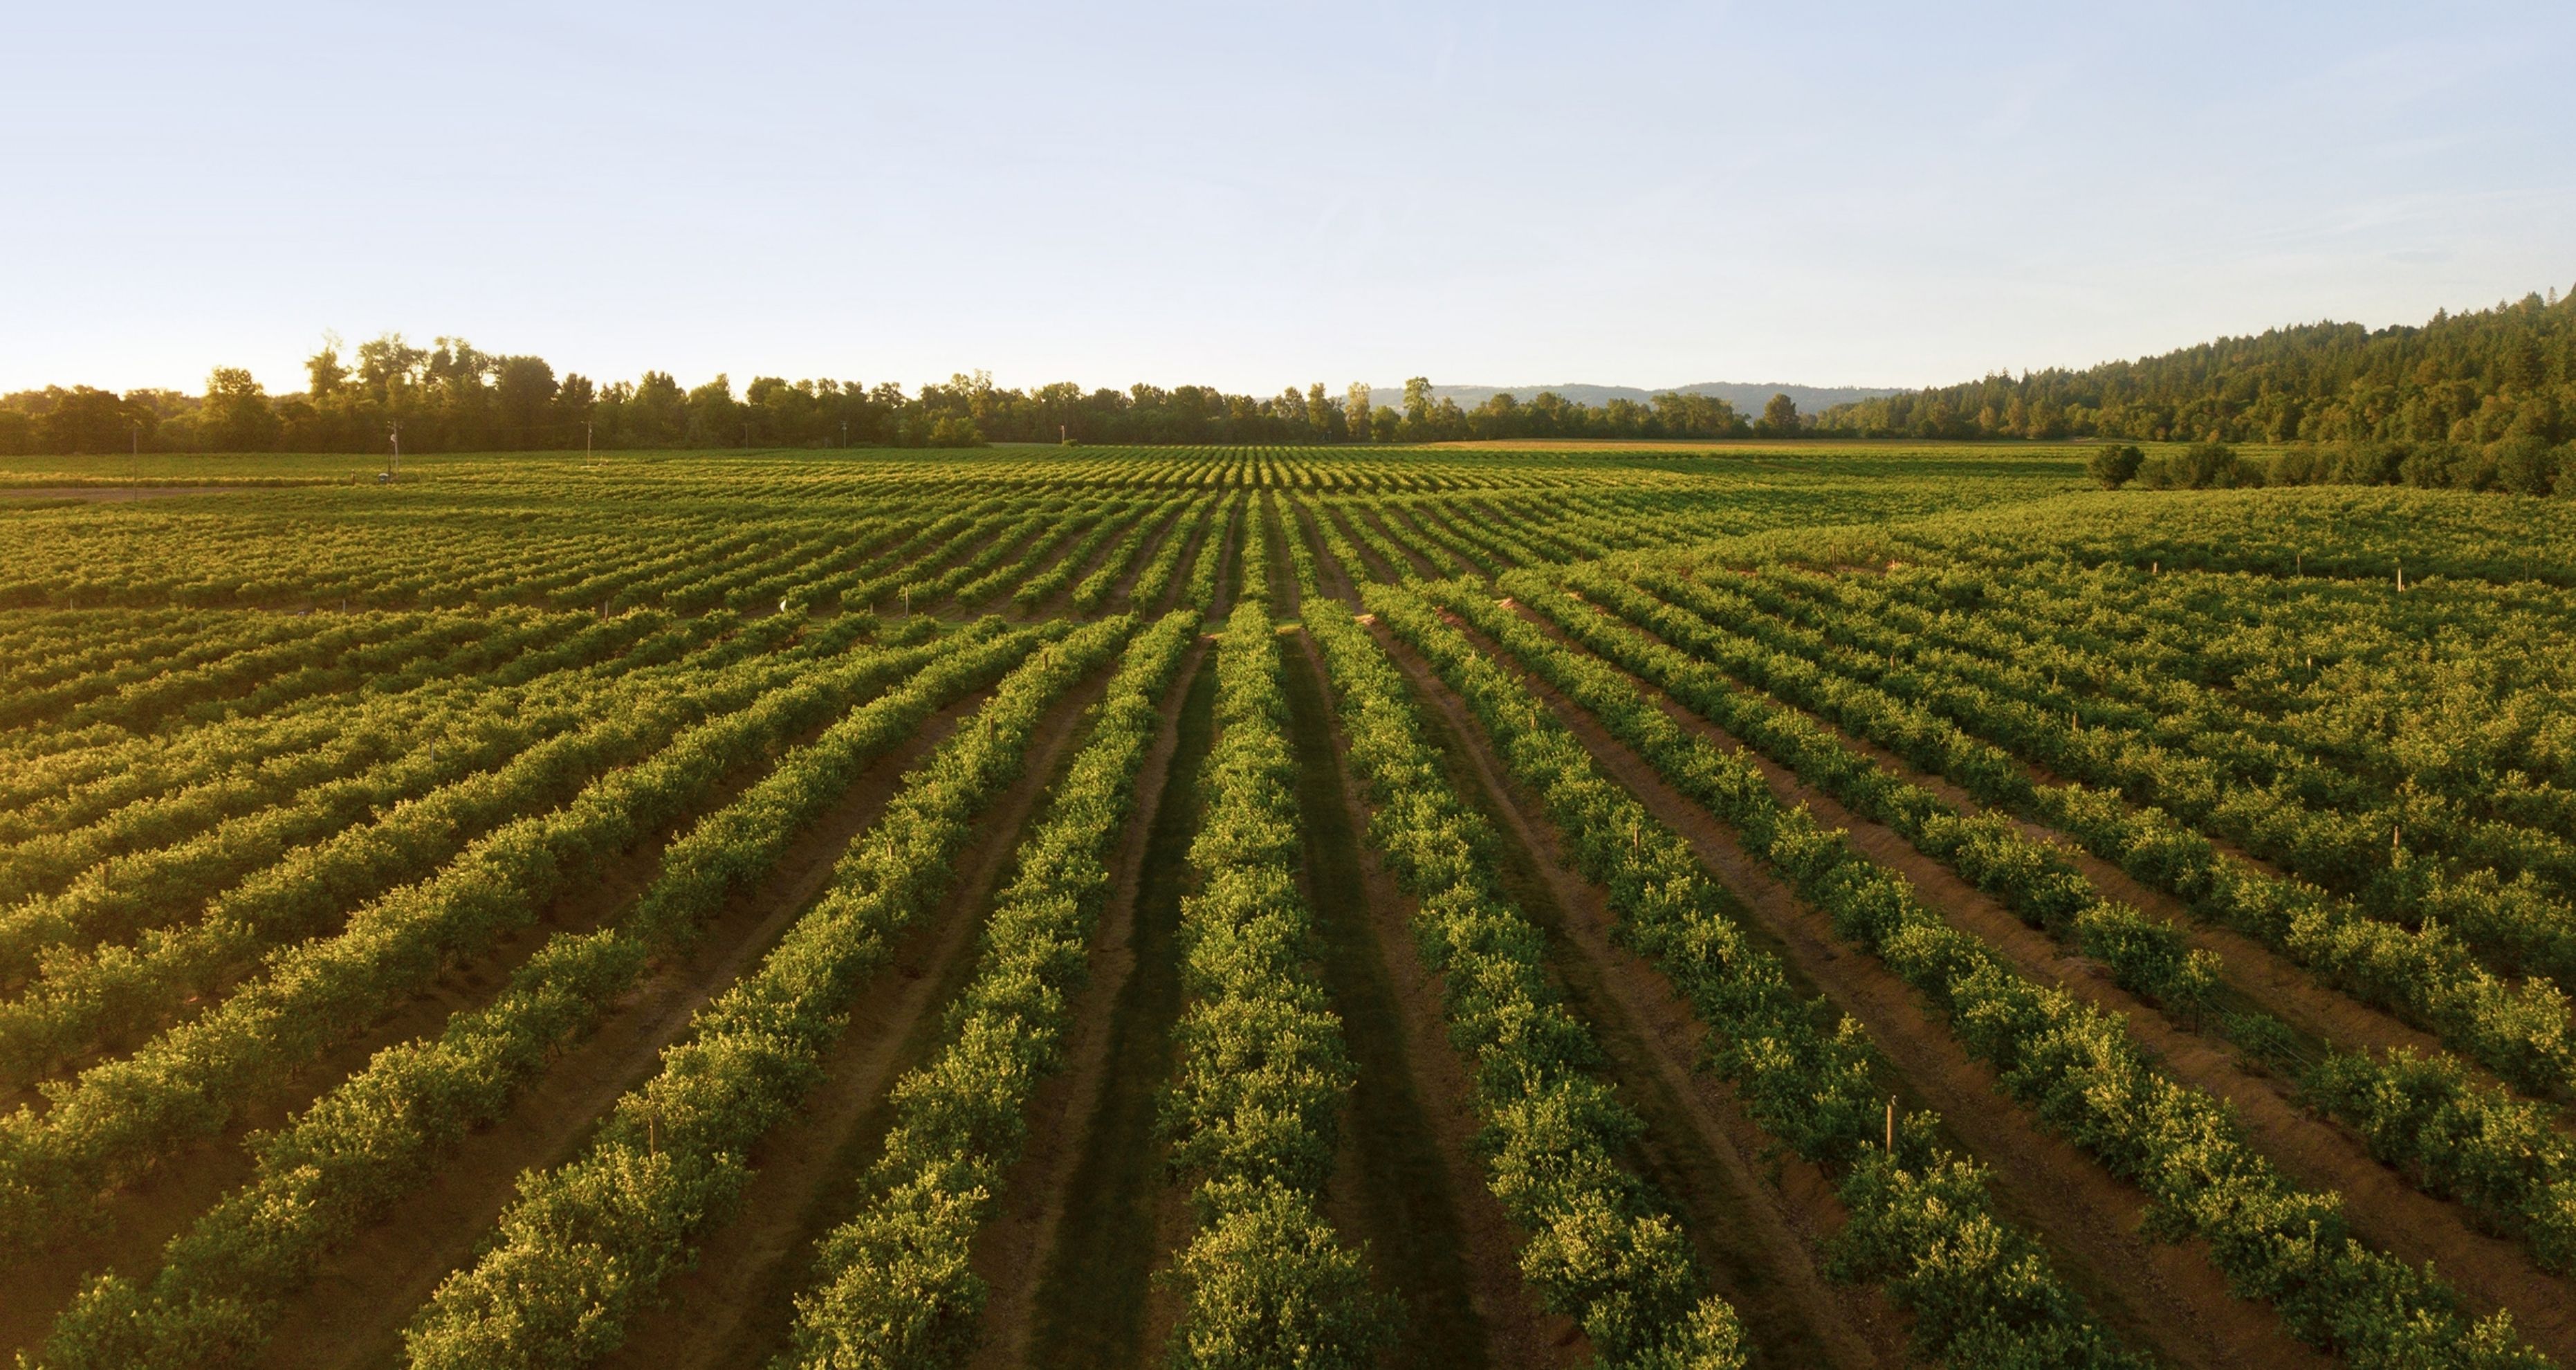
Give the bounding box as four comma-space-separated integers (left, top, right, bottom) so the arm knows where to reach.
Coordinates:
6, 1, 2570, 398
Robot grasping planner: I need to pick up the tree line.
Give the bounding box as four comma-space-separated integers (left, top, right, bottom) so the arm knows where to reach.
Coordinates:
0, 337, 1781, 455
1816, 286, 2576, 446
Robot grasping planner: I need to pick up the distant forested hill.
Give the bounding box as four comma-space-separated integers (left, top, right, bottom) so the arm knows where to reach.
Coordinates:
1395, 381, 1904, 413
1814, 287, 2574, 445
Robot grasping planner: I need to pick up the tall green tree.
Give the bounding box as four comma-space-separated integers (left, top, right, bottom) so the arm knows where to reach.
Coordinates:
203, 368, 282, 451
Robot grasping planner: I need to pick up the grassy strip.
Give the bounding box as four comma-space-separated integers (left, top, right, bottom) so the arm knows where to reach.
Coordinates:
1028, 652, 1216, 1367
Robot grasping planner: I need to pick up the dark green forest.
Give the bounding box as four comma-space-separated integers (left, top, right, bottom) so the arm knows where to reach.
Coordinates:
1815, 286, 2575, 446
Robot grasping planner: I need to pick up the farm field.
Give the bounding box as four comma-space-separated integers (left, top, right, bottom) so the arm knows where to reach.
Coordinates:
1, 445, 2573, 1370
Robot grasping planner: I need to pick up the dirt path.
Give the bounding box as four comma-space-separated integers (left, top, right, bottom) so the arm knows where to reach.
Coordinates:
246, 690, 1003, 1370
1500, 609, 2576, 1359
0, 486, 250, 502
1280, 632, 1504, 1369
1372, 617, 2330, 1370
965, 639, 1211, 1368
1022, 655, 1217, 1369
1364, 627, 1901, 1370
594, 664, 1124, 1370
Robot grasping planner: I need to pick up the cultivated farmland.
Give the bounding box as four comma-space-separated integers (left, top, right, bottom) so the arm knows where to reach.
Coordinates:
1, 446, 2572, 1370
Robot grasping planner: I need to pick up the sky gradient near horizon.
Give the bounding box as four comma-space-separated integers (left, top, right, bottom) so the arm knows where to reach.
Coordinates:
6, 1, 2571, 399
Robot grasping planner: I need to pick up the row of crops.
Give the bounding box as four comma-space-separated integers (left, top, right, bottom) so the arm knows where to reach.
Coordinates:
1, 449, 2570, 1369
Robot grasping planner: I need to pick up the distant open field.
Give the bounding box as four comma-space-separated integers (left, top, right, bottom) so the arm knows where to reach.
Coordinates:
1, 446, 2571, 1370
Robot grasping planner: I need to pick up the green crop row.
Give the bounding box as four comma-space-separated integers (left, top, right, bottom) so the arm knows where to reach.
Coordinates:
1071, 495, 1190, 612
1157, 596, 1389, 1369
24, 623, 1045, 1369
1367, 586, 2140, 1370
0, 616, 929, 1250
1417, 583, 2551, 1369
1616, 567, 2576, 1099
1509, 571, 2576, 1276
399, 616, 1135, 1370
1305, 603, 1747, 1368
777, 608, 1199, 1368
1125, 492, 1218, 608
